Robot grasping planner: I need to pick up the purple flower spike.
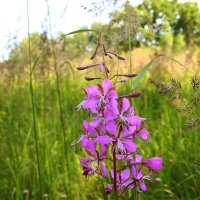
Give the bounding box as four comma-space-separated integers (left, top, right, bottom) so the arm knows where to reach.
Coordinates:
143, 157, 163, 171
80, 79, 118, 113
77, 48, 163, 196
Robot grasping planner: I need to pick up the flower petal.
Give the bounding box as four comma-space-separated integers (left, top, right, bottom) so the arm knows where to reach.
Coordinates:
101, 163, 108, 178
139, 129, 149, 140
90, 117, 102, 127
106, 121, 117, 136
100, 145, 108, 158
136, 154, 143, 163
120, 98, 130, 114
102, 79, 113, 95
139, 181, 147, 191
107, 90, 118, 99
83, 120, 89, 131
109, 99, 119, 115
85, 86, 100, 98
122, 140, 137, 153
126, 115, 140, 127
104, 109, 117, 122
80, 158, 91, 165
143, 157, 163, 171
96, 135, 112, 145
84, 99, 99, 113
86, 140, 96, 153
121, 169, 130, 182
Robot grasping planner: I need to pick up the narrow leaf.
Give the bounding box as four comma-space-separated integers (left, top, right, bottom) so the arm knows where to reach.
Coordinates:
132, 54, 191, 89
58, 29, 98, 40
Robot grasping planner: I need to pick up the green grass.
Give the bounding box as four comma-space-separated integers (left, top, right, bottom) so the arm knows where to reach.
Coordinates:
0, 75, 199, 200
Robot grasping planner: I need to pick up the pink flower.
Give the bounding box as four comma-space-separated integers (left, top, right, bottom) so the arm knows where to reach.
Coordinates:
80, 120, 98, 148
81, 79, 118, 113
109, 98, 141, 128
111, 169, 133, 191
143, 157, 163, 172
106, 121, 137, 154
132, 167, 148, 191
80, 141, 108, 178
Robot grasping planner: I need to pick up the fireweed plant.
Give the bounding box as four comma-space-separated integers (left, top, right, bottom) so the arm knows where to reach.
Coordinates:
75, 32, 162, 199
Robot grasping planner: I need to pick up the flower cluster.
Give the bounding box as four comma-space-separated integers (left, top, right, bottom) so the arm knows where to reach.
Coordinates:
77, 79, 162, 195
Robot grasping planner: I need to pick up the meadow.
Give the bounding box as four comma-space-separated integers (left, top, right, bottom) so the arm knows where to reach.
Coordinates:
0, 54, 199, 199
1, 0, 200, 198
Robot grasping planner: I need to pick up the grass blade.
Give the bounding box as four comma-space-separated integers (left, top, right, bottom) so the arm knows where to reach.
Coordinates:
132, 54, 193, 89
58, 29, 98, 40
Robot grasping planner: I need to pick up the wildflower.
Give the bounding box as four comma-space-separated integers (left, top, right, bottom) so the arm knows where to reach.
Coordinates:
80, 140, 108, 178
80, 120, 98, 148
81, 79, 118, 113
105, 121, 137, 154
105, 184, 113, 194
109, 98, 140, 128
76, 33, 163, 197
132, 167, 149, 192
109, 169, 133, 191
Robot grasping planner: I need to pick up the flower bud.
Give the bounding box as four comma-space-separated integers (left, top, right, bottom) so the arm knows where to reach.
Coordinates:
23, 189, 29, 196
143, 157, 163, 171
105, 184, 113, 194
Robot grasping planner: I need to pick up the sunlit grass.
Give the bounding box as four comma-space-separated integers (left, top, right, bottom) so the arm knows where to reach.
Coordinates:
0, 73, 199, 199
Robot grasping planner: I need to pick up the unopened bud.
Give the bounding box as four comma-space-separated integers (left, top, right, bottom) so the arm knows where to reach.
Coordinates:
23, 189, 29, 196
129, 92, 141, 98
116, 55, 126, 60
111, 74, 137, 80
43, 193, 48, 198
119, 92, 141, 98
115, 74, 137, 78
105, 184, 113, 194
77, 66, 90, 70
85, 77, 103, 81
154, 177, 161, 183
77, 64, 99, 70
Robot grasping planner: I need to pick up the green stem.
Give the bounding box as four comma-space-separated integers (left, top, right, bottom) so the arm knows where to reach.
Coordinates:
134, 186, 138, 200
27, 0, 42, 198
113, 149, 118, 199
45, 0, 70, 195
128, 4, 133, 74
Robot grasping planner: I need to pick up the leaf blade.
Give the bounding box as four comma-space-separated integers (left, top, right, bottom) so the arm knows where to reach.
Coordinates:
132, 54, 191, 89
57, 29, 98, 40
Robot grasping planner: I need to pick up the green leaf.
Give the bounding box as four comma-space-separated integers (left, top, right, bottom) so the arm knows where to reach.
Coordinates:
57, 29, 98, 40
132, 54, 192, 89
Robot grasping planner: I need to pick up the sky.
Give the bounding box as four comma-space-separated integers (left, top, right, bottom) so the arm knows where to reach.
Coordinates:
0, 0, 199, 60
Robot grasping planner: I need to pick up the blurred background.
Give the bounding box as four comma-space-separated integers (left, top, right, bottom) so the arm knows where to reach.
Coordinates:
0, 0, 199, 199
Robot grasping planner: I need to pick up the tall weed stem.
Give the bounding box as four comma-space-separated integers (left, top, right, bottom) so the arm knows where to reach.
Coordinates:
45, 0, 70, 195
26, 0, 42, 197
45, 0, 67, 152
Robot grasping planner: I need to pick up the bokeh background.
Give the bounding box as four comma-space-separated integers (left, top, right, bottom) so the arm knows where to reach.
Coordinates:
0, 0, 200, 199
